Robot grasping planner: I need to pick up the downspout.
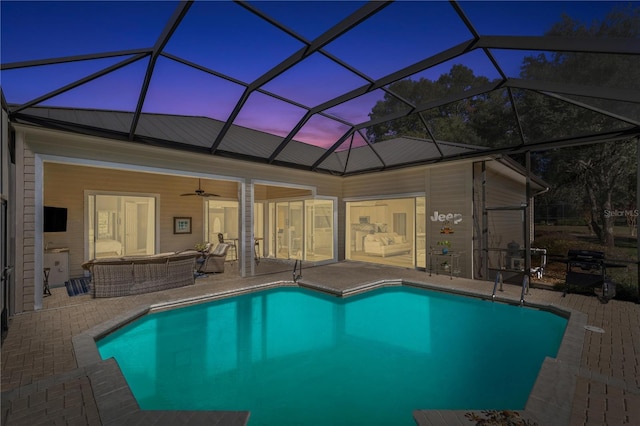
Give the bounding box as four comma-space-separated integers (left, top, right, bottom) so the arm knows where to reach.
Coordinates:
637, 137, 640, 303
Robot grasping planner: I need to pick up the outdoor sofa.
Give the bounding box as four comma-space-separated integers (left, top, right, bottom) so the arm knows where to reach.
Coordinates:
81, 250, 200, 298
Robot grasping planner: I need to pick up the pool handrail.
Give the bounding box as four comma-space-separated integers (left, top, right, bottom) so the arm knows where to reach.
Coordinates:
293, 259, 302, 283
520, 274, 530, 305
491, 271, 503, 300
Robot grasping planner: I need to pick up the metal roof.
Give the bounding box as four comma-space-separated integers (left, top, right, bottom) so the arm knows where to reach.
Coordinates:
2, 0, 639, 176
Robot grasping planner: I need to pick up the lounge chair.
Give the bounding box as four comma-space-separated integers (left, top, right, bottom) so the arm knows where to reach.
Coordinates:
198, 243, 229, 273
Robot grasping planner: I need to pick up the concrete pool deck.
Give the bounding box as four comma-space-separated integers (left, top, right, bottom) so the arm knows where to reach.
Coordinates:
2, 262, 639, 425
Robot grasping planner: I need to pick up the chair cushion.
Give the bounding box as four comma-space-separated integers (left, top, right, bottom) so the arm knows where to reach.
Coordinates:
211, 243, 228, 256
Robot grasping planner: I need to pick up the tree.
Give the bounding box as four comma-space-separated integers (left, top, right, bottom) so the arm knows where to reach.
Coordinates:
366, 64, 519, 148
366, 4, 639, 248
522, 5, 640, 247
540, 142, 636, 245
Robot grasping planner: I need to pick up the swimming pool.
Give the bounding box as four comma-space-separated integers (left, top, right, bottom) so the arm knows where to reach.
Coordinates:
97, 286, 567, 425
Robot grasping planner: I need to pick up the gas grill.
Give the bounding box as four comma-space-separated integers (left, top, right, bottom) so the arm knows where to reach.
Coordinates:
564, 249, 619, 299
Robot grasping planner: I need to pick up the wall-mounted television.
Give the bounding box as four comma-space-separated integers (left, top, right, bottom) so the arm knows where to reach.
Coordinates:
44, 206, 67, 233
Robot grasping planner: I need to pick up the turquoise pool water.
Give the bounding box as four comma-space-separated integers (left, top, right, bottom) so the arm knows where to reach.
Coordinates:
97, 286, 567, 425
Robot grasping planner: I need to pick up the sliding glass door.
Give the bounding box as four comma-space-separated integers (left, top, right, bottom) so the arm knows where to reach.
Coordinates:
346, 196, 425, 269
88, 194, 156, 259
268, 199, 334, 262
306, 199, 334, 262
273, 201, 303, 259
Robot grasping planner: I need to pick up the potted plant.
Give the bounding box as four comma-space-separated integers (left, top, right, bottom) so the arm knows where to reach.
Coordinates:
194, 242, 208, 253
437, 240, 451, 254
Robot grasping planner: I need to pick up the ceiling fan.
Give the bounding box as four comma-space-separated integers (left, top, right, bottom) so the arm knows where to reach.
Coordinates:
180, 179, 220, 197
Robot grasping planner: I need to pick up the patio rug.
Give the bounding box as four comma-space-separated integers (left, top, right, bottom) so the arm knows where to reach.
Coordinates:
65, 277, 91, 297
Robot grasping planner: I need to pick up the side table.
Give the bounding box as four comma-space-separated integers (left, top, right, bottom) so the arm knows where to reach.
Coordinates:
428, 250, 464, 279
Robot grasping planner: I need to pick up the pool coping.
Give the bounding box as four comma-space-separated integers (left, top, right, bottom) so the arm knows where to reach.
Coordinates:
73, 279, 586, 426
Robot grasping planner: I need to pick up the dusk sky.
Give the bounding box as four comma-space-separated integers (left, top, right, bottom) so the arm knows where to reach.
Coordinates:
1, 1, 635, 148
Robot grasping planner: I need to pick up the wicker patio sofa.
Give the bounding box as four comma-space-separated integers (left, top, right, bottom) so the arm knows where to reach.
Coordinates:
81, 250, 200, 298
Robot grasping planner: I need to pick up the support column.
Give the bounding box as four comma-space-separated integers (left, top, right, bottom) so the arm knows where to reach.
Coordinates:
637, 137, 639, 303
482, 161, 488, 280
525, 151, 532, 281
239, 178, 255, 278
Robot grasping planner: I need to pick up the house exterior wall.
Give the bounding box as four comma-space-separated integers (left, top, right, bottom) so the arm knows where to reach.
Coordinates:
343, 161, 475, 278
42, 165, 342, 280
426, 163, 474, 278
12, 124, 537, 312
43, 163, 237, 279
18, 125, 343, 298
342, 166, 426, 197
19, 125, 343, 197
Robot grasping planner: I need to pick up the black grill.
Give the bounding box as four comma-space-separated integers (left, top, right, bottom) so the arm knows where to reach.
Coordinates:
565, 250, 606, 289
564, 249, 619, 300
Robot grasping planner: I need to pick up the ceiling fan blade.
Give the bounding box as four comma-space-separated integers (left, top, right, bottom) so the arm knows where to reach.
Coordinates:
180, 179, 220, 197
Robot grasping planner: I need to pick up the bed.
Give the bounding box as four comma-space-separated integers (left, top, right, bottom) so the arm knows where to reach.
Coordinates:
96, 239, 123, 257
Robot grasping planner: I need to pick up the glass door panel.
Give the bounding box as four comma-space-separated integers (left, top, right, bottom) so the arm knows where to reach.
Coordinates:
205, 199, 239, 260
89, 194, 155, 258
275, 202, 289, 259
268, 203, 276, 258
289, 202, 303, 259
305, 199, 334, 262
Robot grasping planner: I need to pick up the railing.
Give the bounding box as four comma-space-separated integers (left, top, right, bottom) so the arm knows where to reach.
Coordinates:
520, 274, 530, 305
293, 259, 302, 283
491, 271, 503, 300
492, 271, 530, 305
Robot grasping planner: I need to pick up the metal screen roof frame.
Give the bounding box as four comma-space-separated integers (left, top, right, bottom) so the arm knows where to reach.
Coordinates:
1, 0, 639, 176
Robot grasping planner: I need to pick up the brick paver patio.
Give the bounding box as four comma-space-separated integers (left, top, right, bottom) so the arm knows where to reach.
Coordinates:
2, 262, 639, 425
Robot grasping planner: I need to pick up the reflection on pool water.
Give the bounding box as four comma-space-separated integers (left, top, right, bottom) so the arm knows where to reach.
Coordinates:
97, 286, 568, 426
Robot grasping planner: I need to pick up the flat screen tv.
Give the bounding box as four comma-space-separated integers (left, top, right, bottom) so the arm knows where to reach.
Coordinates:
44, 206, 67, 232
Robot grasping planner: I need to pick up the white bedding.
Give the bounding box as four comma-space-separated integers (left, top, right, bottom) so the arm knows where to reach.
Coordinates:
96, 239, 122, 256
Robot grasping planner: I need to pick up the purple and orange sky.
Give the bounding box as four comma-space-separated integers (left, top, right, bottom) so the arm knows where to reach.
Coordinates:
1, 1, 635, 148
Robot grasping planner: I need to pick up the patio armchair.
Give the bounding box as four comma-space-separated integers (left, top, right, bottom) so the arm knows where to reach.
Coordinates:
198, 243, 230, 273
